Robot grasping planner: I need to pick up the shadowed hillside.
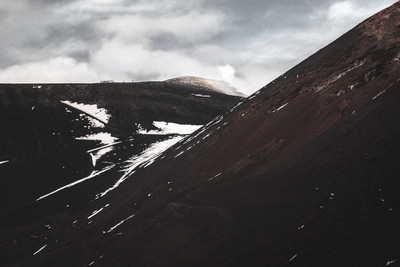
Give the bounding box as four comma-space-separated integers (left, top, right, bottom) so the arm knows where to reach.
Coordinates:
0, 79, 241, 233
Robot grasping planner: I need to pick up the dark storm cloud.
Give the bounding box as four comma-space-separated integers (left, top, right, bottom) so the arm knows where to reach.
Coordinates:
0, 0, 396, 93
45, 21, 101, 48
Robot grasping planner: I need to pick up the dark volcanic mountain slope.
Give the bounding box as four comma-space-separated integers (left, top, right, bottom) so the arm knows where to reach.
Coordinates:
122, 4, 400, 265
37, 79, 242, 131
0, 79, 242, 262
2, 3, 400, 267
0, 80, 241, 162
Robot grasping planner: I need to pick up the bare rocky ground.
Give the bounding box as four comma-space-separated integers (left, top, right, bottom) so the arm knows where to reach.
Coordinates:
0, 79, 242, 266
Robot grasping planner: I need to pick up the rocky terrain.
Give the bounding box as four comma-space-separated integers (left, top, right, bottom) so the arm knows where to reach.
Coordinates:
0, 78, 242, 259
1, 2, 400, 267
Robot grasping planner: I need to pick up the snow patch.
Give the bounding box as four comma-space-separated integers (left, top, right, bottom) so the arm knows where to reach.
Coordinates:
88, 208, 104, 220
386, 260, 396, 266
180, 115, 223, 146
372, 90, 386, 100
88, 255, 104, 266
174, 151, 185, 158
61, 100, 111, 124
36, 165, 115, 201
191, 93, 211, 98
230, 102, 242, 112
33, 245, 47, 256
99, 136, 183, 198
86, 139, 126, 167
392, 53, 400, 62
90, 147, 113, 167
277, 102, 288, 111
316, 60, 366, 92
83, 114, 105, 128
272, 102, 289, 113
288, 254, 297, 263
208, 115, 224, 126
138, 121, 202, 135
76, 132, 118, 145
209, 172, 222, 181
202, 133, 211, 140
87, 139, 125, 153
107, 214, 136, 233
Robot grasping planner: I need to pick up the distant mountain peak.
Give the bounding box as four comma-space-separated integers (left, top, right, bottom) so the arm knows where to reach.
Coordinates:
165, 76, 247, 97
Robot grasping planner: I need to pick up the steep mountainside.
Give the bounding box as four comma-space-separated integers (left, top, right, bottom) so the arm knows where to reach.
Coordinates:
0, 80, 241, 250
1, 2, 400, 267
0, 80, 241, 161
35, 79, 242, 131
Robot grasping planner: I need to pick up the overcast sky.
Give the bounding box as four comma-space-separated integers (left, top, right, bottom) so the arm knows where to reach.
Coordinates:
0, 0, 396, 94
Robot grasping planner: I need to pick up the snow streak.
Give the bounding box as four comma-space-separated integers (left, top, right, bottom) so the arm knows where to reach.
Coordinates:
36, 165, 115, 201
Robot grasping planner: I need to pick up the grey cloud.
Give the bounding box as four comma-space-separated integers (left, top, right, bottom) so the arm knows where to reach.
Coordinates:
36, 0, 79, 4
45, 21, 100, 49
148, 33, 187, 51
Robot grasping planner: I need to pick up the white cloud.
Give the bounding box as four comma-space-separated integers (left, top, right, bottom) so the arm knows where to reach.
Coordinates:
91, 38, 224, 81
0, 0, 397, 94
0, 57, 99, 83
95, 11, 225, 44
322, 1, 395, 34
327, 1, 390, 25
239, 0, 397, 92
217, 64, 236, 85
328, 1, 357, 23
231, 64, 284, 95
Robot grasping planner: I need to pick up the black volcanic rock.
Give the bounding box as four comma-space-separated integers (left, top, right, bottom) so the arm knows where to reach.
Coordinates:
2, 2, 400, 267
0, 80, 242, 264
37, 79, 242, 131
0, 80, 241, 161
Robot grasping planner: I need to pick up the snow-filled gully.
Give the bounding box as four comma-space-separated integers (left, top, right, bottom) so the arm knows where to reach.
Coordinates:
138, 121, 202, 135
107, 214, 136, 233
98, 136, 184, 198
36, 119, 204, 202
36, 164, 115, 201
61, 100, 111, 125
